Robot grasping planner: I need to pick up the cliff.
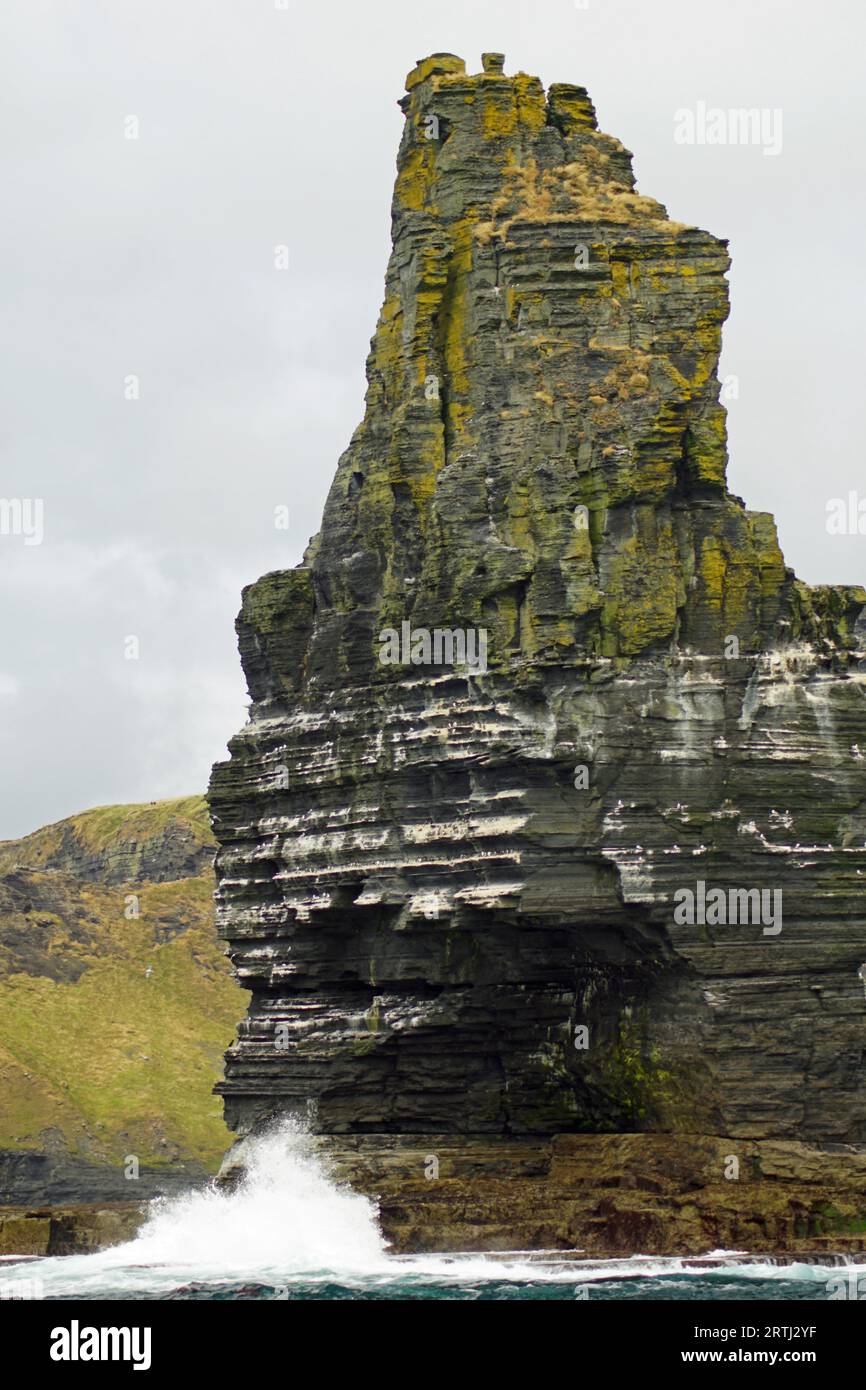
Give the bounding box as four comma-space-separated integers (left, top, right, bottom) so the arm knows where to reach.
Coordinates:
209, 53, 866, 1251
0, 797, 242, 1206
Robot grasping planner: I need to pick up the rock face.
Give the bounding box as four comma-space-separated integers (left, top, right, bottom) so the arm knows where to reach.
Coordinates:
0, 795, 216, 888
0, 798, 242, 1206
326, 1134, 866, 1255
209, 54, 866, 1247
0, 1203, 145, 1258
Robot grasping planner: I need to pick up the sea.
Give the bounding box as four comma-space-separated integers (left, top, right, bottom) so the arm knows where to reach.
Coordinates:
2, 1123, 860, 1302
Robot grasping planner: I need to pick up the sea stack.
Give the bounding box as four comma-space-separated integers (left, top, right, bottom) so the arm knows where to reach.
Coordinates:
209, 54, 866, 1253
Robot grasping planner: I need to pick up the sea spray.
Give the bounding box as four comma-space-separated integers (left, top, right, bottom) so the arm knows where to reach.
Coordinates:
127, 1117, 388, 1276
7, 1118, 388, 1299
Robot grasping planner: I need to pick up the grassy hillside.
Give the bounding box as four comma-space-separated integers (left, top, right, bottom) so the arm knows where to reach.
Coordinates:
0, 798, 243, 1179
0, 795, 216, 886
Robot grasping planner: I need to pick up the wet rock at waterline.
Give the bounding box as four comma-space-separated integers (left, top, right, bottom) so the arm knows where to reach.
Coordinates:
209, 53, 866, 1251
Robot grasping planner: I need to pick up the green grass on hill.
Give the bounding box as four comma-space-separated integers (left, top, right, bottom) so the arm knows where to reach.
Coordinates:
0, 796, 214, 875
0, 799, 243, 1175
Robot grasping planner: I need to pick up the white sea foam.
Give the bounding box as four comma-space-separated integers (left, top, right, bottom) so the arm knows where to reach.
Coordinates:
9, 1118, 387, 1298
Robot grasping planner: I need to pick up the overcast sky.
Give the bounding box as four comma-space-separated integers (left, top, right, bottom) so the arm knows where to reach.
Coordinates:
1, 0, 863, 838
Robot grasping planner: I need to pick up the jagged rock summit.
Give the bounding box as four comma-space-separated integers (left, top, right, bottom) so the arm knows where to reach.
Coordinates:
210, 55, 866, 1251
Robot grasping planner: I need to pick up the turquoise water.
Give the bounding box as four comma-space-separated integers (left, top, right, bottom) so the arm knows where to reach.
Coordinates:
4, 1254, 856, 1301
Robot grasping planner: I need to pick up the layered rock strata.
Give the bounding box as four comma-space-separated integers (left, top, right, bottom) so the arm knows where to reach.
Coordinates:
209, 54, 866, 1247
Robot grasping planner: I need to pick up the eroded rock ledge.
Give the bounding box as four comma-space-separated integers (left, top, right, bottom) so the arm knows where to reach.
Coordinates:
330, 1134, 866, 1254
209, 53, 866, 1248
